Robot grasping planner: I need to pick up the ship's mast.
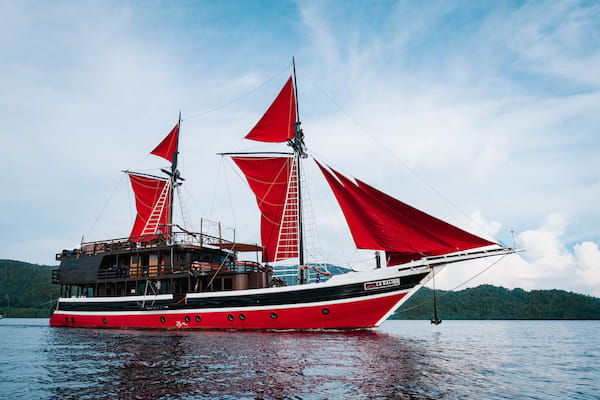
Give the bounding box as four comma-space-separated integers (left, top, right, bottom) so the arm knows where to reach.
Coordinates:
169, 111, 181, 238
292, 58, 307, 284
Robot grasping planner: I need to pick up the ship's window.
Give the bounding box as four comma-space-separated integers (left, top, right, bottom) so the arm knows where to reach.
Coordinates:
213, 279, 222, 291
227, 314, 234, 321
141, 254, 149, 266
195, 315, 201, 322
131, 256, 139, 267
185, 316, 190, 322
150, 254, 158, 266
224, 278, 233, 290
239, 314, 246, 321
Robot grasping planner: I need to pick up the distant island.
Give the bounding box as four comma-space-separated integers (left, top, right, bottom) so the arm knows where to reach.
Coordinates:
1, 259, 599, 319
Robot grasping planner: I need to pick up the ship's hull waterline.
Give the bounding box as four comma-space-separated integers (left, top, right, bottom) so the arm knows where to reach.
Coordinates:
50, 268, 431, 330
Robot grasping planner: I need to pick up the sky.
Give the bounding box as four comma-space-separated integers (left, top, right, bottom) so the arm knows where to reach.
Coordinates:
1, 0, 599, 295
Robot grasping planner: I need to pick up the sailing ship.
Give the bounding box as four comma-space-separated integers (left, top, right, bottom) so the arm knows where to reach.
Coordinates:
49, 64, 515, 330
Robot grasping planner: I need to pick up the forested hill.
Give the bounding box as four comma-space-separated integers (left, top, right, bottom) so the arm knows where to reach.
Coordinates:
1, 259, 599, 319
0, 259, 60, 317
393, 285, 600, 320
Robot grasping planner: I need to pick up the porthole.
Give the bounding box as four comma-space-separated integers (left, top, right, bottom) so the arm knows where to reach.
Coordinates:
270, 312, 278, 319
185, 316, 190, 323
227, 314, 234, 321
195, 315, 201, 322
322, 308, 330, 315
160, 316, 166, 323
103, 318, 107, 324
239, 313, 246, 321
65, 317, 69, 323
71, 317, 75, 323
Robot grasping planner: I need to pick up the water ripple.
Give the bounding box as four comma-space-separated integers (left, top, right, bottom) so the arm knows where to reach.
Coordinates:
0, 319, 599, 399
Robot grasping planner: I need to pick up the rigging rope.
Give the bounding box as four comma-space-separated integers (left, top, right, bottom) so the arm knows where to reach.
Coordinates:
397, 252, 511, 313
183, 63, 291, 121
304, 80, 503, 245
85, 174, 125, 240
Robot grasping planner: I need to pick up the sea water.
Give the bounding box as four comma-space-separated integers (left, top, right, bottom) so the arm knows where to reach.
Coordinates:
0, 319, 598, 399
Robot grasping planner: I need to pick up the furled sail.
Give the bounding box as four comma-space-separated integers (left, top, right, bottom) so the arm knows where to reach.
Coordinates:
244, 77, 296, 143
150, 123, 179, 163
128, 173, 171, 241
315, 161, 494, 265
232, 156, 298, 262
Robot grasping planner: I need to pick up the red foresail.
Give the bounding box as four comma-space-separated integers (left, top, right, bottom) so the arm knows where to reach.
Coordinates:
150, 124, 179, 163
356, 179, 495, 265
244, 77, 296, 143
128, 173, 171, 241
316, 161, 495, 265
315, 161, 382, 250
232, 156, 298, 262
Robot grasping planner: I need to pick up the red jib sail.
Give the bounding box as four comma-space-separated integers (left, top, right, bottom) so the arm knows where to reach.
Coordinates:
232, 156, 298, 262
150, 123, 179, 163
244, 77, 296, 143
316, 161, 494, 265
128, 173, 171, 241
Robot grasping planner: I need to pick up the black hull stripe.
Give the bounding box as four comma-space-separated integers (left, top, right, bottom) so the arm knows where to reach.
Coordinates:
57, 272, 427, 312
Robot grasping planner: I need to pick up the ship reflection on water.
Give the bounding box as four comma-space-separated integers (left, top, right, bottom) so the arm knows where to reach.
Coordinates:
42, 326, 446, 399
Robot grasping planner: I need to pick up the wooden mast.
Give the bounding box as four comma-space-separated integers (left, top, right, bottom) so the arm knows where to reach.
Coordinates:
292, 57, 307, 284
169, 111, 181, 239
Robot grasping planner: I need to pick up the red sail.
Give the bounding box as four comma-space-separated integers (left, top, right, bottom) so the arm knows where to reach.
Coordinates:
316, 161, 494, 265
232, 156, 298, 262
355, 179, 494, 264
315, 161, 382, 250
150, 123, 179, 163
128, 173, 171, 241
245, 77, 296, 143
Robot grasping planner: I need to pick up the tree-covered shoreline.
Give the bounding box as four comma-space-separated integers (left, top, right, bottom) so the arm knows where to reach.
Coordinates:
1, 259, 599, 319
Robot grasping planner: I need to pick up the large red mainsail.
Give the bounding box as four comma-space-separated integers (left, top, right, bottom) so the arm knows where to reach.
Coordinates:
244, 77, 296, 143
232, 156, 298, 262
316, 161, 494, 265
150, 123, 179, 163
128, 173, 171, 241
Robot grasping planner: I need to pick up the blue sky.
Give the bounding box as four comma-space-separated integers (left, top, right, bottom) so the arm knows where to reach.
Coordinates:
1, 1, 599, 295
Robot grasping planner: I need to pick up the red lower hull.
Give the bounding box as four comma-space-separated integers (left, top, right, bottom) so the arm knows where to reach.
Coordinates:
50, 292, 407, 330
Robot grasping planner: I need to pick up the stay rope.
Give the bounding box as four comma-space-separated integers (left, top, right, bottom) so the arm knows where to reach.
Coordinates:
397, 252, 511, 313
303, 79, 504, 246
85, 174, 126, 240
183, 63, 291, 121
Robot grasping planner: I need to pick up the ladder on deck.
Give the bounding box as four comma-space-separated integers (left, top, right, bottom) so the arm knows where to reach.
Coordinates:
274, 158, 299, 261
141, 182, 170, 236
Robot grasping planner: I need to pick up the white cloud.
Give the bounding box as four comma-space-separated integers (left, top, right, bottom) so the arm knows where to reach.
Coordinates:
574, 242, 600, 295
1, 2, 598, 298
433, 212, 600, 296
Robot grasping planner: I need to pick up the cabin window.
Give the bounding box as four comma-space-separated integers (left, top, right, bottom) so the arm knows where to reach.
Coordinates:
224, 278, 233, 290
150, 254, 158, 266
131, 256, 139, 267
141, 254, 149, 266
213, 279, 222, 291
